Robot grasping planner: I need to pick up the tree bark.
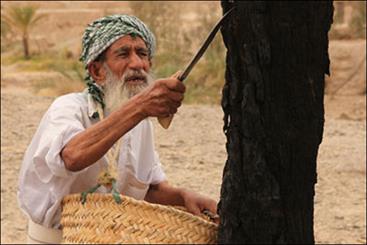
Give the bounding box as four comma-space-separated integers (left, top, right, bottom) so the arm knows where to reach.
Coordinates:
218, 1, 333, 244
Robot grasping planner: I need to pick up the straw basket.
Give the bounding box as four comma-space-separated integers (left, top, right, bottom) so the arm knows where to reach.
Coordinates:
61, 193, 218, 244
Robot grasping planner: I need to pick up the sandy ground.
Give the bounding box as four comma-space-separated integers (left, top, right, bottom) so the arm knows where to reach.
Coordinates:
1, 81, 366, 244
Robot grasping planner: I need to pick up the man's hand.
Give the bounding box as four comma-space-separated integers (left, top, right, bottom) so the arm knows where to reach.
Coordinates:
145, 181, 218, 222
137, 72, 185, 118
181, 189, 218, 217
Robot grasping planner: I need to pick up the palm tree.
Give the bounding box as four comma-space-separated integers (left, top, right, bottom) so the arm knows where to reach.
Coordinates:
2, 5, 46, 59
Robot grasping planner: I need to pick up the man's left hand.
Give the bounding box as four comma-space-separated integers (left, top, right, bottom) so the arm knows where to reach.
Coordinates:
144, 181, 219, 223
181, 190, 217, 217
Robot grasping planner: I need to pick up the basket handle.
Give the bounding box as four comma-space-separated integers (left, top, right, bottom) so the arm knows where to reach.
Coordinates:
80, 179, 122, 204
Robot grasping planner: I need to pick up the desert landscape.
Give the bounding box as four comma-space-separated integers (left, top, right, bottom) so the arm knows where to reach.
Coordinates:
1, 1, 366, 244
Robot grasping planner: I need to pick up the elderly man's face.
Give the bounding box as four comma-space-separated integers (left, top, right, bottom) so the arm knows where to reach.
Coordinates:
104, 35, 151, 81
89, 35, 153, 114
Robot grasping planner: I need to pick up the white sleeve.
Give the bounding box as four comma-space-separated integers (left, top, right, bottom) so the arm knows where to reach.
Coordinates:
31, 97, 86, 183
149, 150, 166, 185
127, 119, 167, 185
146, 120, 166, 185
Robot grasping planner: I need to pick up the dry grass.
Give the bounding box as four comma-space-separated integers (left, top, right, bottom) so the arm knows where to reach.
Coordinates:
1, 1, 226, 103
32, 78, 84, 97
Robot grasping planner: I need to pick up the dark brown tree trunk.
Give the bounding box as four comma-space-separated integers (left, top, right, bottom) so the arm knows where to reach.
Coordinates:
23, 33, 29, 59
218, 1, 333, 244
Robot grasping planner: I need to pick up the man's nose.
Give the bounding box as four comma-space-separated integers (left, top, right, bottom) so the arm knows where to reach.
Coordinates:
128, 53, 144, 70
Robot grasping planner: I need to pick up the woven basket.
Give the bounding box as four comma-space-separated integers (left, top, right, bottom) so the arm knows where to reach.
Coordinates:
61, 193, 218, 244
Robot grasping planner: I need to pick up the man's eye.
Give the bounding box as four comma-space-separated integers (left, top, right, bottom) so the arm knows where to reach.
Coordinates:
118, 52, 128, 57
139, 52, 148, 57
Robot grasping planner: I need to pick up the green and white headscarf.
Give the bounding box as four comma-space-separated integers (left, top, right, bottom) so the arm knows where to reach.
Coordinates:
80, 14, 156, 110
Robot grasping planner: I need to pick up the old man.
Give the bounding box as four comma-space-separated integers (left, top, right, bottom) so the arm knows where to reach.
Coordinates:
18, 14, 217, 244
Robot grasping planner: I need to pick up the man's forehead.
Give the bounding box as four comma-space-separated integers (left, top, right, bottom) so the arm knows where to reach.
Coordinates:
109, 35, 148, 51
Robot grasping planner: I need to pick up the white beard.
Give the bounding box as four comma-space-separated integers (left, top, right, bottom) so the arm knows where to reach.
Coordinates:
102, 64, 154, 115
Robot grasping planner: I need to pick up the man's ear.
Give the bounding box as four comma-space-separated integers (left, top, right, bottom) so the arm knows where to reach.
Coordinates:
88, 61, 106, 85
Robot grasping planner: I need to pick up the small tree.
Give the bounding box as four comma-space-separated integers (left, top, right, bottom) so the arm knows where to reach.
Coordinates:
2, 5, 46, 59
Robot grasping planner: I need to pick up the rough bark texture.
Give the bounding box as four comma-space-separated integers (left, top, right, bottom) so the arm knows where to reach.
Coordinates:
218, 1, 333, 244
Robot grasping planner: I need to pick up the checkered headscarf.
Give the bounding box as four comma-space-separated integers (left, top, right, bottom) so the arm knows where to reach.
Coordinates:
80, 14, 156, 109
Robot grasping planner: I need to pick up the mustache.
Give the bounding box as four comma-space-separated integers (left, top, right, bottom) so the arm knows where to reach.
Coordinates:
122, 69, 148, 83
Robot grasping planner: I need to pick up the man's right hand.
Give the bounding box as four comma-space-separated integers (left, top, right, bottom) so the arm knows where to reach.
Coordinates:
138, 74, 185, 118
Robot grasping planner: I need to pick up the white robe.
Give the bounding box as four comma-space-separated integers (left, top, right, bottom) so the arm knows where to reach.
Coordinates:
17, 89, 166, 228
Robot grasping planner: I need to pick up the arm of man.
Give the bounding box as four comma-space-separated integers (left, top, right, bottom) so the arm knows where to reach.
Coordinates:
144, 181, 217, 216
61, 78, 185, 171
